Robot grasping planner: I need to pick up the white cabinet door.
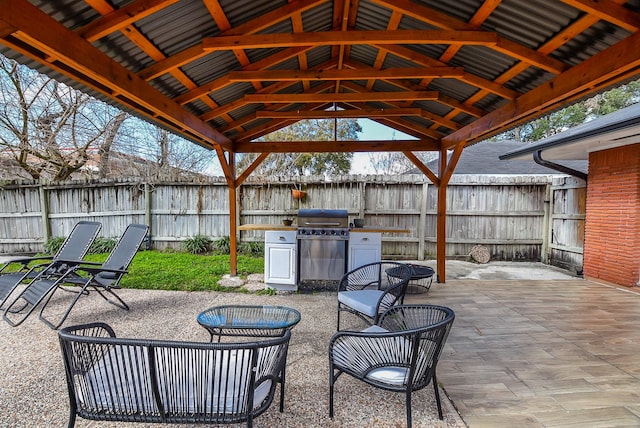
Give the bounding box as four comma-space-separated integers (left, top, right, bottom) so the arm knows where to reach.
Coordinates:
264, 231, 296, 286
348, 232, 382, 272
265, 244, 296, 284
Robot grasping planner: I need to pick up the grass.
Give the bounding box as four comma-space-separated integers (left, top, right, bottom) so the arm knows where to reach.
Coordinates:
84, 251, 264, 292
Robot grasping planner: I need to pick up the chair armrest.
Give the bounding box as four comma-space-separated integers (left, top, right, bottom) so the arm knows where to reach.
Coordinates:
329, 330, 414, 375
78, 266, 127, 276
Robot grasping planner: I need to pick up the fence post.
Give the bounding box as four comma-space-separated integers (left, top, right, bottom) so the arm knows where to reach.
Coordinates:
418, 181, 428, 260
39, 183, 51, 242
541, 182, 552, 264
145, 183, 153, 250
358, 180, 366, 219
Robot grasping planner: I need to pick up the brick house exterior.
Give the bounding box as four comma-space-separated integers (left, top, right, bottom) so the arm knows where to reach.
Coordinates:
583, 144, 640, 287
501, 104, 640, 288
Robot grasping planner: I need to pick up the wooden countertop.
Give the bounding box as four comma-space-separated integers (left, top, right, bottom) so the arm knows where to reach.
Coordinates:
238, 224, 409, 233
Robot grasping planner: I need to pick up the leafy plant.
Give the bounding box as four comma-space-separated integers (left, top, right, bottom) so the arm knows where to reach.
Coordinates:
238, 241, 264, 257
43, 237, 65, 255
181, 235, 213, 254
212, 236, 231, 255
89, 237, 117, 254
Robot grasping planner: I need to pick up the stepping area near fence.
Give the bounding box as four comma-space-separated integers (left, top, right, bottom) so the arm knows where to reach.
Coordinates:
2, 269, 640, 426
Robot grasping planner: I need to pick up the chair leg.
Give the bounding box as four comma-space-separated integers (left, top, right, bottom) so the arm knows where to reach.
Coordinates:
336, 303, 341, 331
279, 366, 286, 412
92, 286, 129, 310
433, 374, 444, 420
39, 282, 89, 330
329, 366, 335, 418
406, 390, 413, 428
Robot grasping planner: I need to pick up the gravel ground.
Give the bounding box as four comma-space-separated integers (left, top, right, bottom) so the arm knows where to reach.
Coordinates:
0, 286, 465, 428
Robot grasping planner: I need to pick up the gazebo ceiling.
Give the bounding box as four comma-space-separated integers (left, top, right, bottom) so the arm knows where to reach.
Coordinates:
2, 0, 640, 158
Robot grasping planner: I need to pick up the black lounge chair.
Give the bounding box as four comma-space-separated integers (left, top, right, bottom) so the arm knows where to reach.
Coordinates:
329, 304, 455, 427
336, 261, 412, 330
0, 221, 102, 309
3, 223, 147, 329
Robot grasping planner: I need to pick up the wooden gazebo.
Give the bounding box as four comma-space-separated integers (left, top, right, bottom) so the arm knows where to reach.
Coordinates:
1, 0, 639, 281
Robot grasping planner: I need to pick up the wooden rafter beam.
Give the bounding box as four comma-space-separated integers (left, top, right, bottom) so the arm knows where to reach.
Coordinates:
560, 0, 640, 32
138, 0, 326, 81
243, 91, 439, 104
233, 139, 439, 153
370, 44, 519, 100
371, 0, 567, 74
78, 0, 179, 42
228, 66, 465, 82
256, 108, 424, 119
442, 28, 640, 148
202, 30, 498, 51
0, 0, 232, 151
175, 46, 315, 105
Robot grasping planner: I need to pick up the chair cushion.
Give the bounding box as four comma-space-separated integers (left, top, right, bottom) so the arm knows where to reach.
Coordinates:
361, 325, 388, 334
338, 290, 385, 317
366, 366, 409, 386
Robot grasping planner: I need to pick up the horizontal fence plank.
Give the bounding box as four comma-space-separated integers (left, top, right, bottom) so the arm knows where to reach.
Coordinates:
0, 175, 585, 266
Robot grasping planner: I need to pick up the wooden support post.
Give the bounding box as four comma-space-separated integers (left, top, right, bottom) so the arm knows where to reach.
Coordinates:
228, 153, 237, 276
418, 181, 428, 261
436, 182, 447, 283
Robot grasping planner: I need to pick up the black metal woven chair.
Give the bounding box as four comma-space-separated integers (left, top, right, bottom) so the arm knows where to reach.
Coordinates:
0, 221, 102, 309
329, 304, 455, 427
58, 322, 291, 427
336, 261, 412, 330
3, 223, 147, 329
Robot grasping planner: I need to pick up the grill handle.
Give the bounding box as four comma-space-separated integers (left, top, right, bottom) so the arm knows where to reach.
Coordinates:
300, 221, 343, 227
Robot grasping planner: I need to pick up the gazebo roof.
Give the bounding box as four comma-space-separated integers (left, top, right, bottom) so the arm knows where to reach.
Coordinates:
1, 0, 640, 168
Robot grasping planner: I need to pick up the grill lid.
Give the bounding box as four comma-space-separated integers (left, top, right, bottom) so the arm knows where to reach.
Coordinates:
297, 209, 349, 230
297, 209, 348, 219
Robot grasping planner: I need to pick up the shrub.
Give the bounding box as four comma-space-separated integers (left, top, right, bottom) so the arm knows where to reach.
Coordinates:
43, 237, 65, 255
238, 241, 264, 257
89, 237, 118, 254
212, 236, 231, 255
181, 235, 213, 254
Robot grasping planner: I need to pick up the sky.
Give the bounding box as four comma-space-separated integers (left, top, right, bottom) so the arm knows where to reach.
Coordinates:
205, 118, 415, 176
350, 119, 415, 174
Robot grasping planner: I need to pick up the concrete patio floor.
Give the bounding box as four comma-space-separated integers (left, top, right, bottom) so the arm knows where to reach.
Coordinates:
2, 261, 639, 427
415, 278, 640, 427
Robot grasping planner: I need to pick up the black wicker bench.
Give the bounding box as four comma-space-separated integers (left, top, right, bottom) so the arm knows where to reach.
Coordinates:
58, 322, 291, 427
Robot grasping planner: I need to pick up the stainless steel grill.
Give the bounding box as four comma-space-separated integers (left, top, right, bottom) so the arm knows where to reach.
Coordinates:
297, 209, 349, 282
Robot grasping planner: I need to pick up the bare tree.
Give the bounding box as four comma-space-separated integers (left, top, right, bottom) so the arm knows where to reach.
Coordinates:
0, 56, 116, 180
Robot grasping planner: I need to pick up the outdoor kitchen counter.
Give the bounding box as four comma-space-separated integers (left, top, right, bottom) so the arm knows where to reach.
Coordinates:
238, 224, 409, 233
238, 224, 296, 231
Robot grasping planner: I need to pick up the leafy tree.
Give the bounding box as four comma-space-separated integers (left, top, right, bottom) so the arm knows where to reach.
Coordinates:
238, 118, 361, 176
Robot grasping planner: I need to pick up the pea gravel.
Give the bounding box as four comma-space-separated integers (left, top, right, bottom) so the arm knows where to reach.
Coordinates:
0, 287, 465, 428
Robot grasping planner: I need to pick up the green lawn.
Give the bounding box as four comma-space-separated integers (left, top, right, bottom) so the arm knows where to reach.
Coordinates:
85, 251, 264, 292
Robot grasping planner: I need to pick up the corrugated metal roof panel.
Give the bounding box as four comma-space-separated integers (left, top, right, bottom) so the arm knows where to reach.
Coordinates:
212, 82, 255, 107
301, 2, 334, 32
219, 0, 287, 28
135, 2, 220, 57
182, 51, 240, 87
355, 1, 393, 31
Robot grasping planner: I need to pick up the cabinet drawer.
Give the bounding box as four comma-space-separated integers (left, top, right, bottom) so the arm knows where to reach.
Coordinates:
349, 232, 381, 246
265, 230, 296, 244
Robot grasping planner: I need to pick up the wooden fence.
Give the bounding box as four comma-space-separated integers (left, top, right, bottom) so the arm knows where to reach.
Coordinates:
0, 174, 586, 272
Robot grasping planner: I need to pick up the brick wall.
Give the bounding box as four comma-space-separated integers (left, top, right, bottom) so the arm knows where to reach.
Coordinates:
583, 143, 640, 287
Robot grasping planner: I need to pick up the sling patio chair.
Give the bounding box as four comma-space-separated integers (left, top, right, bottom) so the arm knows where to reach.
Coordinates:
3, 223, 147, 329
329, 304, 455, 428
0, 221, 102, 309
336, 261, 412, 331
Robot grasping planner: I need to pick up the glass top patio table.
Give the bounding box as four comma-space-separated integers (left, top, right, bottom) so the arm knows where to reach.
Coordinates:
197, 304, 301, 342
